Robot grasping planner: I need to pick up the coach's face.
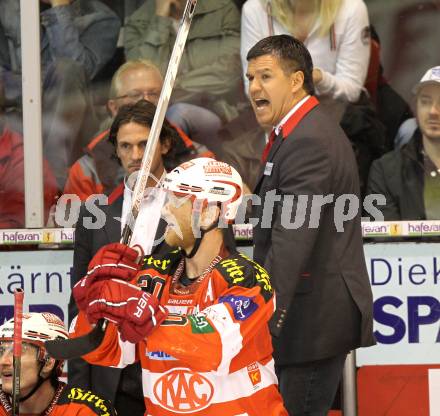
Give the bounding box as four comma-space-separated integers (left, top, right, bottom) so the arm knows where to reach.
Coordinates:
247, 54, 304, 127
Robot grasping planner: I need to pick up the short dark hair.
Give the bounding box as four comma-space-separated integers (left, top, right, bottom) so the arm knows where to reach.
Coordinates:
109, 99, 179, 170
246, 35, 315, 96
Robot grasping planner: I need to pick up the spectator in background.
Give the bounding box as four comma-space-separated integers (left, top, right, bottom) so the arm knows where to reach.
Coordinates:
0, 85, 58, 228
367, 66, 440, 220
0, 0, 120, 189
377, 1, 440, 109
247, 35, 375, 415
68, 99, 182, 416
124, 0, 243, 155
365, 25, 413, 151
0, 126, 58, 229
241, 0, 371, 103
64, 59, 197, 201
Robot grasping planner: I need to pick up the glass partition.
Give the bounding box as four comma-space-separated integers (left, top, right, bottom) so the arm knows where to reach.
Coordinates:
3, 0, 440, 225
0, 1, 26, 229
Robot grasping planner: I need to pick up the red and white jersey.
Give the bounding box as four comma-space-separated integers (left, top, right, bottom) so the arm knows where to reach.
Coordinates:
72, 250, 287, 415
0, 382, 116, 416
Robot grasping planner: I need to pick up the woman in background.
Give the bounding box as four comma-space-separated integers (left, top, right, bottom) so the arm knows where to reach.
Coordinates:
241, 0, 371, 103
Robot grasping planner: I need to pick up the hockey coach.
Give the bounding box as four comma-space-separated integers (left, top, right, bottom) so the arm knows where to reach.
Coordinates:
246, 34, 375, 415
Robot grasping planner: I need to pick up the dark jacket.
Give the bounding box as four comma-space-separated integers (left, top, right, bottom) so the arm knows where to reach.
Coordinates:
338, 91, 387, 197
253, 100, 375, 365
0, 0, 120, 105
366, 129, 425, 220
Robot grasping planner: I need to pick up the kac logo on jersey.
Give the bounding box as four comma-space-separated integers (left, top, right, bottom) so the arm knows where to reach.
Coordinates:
219, 295, 258, 321
153, 368, 214, 413
247, 362, 262, 387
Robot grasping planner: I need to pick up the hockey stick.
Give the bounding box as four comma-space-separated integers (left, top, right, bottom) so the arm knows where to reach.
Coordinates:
45, 0, 198, 360
12, 288, 24, 416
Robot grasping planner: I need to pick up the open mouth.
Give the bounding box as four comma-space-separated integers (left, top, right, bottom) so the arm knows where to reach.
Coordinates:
254, 98, 270, 109
1, 372, 12, 380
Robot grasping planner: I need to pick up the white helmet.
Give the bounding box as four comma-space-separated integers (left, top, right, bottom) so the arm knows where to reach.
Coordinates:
0, 312, 68, 375
163, 158, 243, 221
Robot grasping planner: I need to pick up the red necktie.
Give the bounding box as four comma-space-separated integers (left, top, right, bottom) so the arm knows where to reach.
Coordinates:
260, 96, 319, 163
261, 130, 276, 163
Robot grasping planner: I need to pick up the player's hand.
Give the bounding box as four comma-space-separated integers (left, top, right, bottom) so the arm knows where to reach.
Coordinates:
87, 242, 142, 276
73, 243, 143, 311
41, 0, 71, 6
155, 0, 180, 18
312, 68, 323, 85
85, 279, 168, 343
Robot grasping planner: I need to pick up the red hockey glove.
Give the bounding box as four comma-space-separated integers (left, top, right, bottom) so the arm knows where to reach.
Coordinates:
87, 242, 142, 276
85, 279, 168, 343
74, 243, 143, 311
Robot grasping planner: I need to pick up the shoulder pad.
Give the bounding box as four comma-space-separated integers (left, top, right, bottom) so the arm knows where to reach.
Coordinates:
216, 253, 273, 302
59, 386, 116, 415
141, 249, 182, 274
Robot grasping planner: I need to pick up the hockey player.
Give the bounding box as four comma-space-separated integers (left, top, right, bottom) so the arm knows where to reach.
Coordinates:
0, 312, 116, 416
71, 157, 287, 415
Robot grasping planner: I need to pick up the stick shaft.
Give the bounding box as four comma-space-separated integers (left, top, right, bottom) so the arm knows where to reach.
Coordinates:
12, 288, 24, 416
121, 0, 198, 245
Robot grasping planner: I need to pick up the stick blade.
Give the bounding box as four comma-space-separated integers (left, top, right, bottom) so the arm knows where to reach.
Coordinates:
44, 320, 106, 360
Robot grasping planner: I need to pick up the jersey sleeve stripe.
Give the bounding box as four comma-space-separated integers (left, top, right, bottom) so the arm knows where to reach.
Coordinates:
114, 334, 137, 368
202, 303, 243, 375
